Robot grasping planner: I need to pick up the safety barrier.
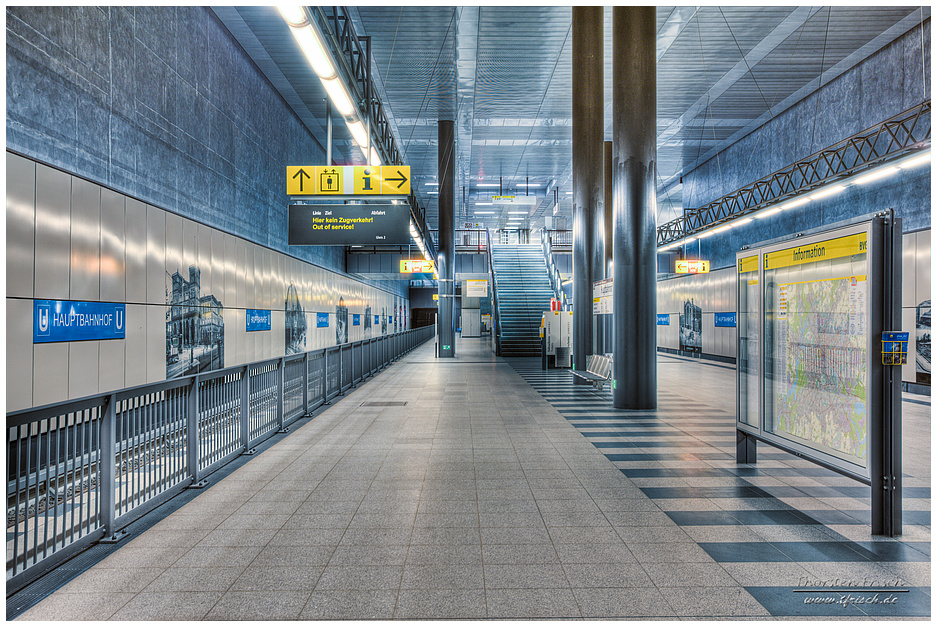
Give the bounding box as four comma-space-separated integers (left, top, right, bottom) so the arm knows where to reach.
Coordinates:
6, 325, 435, 593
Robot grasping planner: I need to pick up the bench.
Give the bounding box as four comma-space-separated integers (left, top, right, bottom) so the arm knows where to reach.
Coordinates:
571, 354, 612, 391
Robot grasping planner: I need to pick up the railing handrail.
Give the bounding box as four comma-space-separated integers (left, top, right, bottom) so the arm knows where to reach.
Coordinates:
6, 325, 435, 593
541, 229, 569, 310
487, 229, 502, 355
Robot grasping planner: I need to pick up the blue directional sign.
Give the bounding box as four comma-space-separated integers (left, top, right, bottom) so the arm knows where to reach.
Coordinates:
375, 315, 380, 324
353, 314, 361, 326
34, 300, 126, 343
316, 312, 329, 328
657, 314, 670, 325
246, 309, 271, 332
715, 312, 737, 327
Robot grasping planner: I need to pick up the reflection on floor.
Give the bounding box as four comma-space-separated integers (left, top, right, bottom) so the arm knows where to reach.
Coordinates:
14, 338, 930, 620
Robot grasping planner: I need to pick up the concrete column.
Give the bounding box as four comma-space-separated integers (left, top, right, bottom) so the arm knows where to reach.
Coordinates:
572, 6, 604, 376
602, 140, 614, 355
437, 120, 456, 358
612, 6, 657, 409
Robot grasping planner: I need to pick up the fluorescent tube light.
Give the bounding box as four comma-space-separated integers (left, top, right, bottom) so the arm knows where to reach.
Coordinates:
427, 191, 439, 195
781, 197, 810, 210
755, 207, 782, 219
697, 230, 715, 239
516, 183, 540, 187
425, 182, 438, 186
735, 218, 753, 226
854, 166, 899, 185
277, 5, 306, 25
475, 202, 493, 206
474, 211, 495, 215
898, 152, 931, 169
369, 146, 382, 166
508, 211, 527, 215
321, 76, 354, 116
477, 183, 500, 187
290, 24, 336, 79
809, 185, 845, 200
347, 120, 368, 146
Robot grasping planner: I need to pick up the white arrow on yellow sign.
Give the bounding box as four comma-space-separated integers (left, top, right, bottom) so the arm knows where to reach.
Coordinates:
287, 165, 409, 196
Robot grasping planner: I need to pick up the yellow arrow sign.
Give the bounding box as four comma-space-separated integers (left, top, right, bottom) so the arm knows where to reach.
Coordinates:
286, 166, 314, 195
381, 166, 410, 194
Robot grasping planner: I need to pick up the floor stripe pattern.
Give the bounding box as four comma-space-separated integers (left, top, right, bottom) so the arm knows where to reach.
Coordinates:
508, 355, 931, 618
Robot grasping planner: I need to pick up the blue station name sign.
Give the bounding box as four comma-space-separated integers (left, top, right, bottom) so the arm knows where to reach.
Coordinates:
714, 312, 737, 327
34, 300, 126, 343
246, 309, 272, 332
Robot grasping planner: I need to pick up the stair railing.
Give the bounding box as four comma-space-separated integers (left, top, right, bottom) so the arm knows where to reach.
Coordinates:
541, 229, 569, 310
486, 229, 502, 355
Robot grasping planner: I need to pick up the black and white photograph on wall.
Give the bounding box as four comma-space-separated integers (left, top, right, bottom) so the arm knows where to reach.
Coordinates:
402, 303, 407, 329
166, 265, 224, 378
916, 300, 930, 384
381, 307, 387, 334
364, 304, 372, 335
285, 282, 306, 355
335, 297, 349, 344
394, 296, 399, 332
679, 298, 702, 354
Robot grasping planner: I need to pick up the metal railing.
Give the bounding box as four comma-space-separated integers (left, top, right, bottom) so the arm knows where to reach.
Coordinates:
486, 229, 502, 356
541, 229, 569, 310
6, 325, 435, 593
428, 229, 490, 253
544, 229, 572, 250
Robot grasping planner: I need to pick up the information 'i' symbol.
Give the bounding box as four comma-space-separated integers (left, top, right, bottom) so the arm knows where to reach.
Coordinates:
362, 167, 373, 191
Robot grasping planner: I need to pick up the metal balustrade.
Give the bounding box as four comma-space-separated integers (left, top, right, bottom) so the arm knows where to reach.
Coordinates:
6, 326, 435, 593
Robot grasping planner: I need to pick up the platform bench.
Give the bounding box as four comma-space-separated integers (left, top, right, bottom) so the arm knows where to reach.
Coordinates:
571, 354, 612, 391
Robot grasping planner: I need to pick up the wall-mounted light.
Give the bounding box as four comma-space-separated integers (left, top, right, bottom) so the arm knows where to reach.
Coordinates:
854, 166, 899, 185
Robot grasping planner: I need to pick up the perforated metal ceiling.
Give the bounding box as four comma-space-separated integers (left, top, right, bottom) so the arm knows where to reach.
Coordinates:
215, 5, 929, 233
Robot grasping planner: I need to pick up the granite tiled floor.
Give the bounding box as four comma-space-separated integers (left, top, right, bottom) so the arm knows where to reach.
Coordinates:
16, 338, 930, 619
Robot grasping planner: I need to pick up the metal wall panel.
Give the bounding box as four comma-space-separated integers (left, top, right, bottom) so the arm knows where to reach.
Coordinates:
902, 232, 916, 308
100, 188, 126, 303
263, 248, 273, 310
164, 212, 184, 304
915, 230, 930, 303
68, 340, 99, 398
7, 153, 35, 298
34, 164, 71, 300
69, 177, 101, 301
272, 310, 285, 359
124, 304, 148, 388
99, 333, 125, 394
146, 305, 166, 383
227, 307, 241, 368
236, 238, 248, 310
197, 224, 214, 300
33, 343, 69, 407
182, 217, 199, 290
146, 205, 166, 305
702, 313, 715, 354
224, 233, 237, 308
125, 198, 147, 304
6, 298, 33, 411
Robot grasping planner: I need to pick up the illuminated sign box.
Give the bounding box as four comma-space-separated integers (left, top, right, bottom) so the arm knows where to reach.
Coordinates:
675, 259, 710, 274
400, 259, 436, 273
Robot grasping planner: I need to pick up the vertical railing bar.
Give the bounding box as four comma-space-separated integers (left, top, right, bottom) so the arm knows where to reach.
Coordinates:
52, 416, 62, 556
241, 366, 250, 451
42, 418, 51, 559
100, 394, 118, 540
12, 424, 22, 574
187, 376, 200, 485
69, 412, 77, 544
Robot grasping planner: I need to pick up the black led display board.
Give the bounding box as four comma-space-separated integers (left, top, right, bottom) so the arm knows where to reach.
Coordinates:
288, 204, 411, 245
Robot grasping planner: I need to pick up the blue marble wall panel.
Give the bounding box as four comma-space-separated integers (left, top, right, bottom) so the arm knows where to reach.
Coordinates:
685, 22, 930, 209
678, 21, 931, 271
6, 6, 396, 295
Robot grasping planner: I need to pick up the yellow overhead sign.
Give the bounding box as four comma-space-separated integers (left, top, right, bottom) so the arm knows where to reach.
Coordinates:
675, 259, 710, 274
400, 259, 435, 273
765, 232, 867, 270
286, 165, 410, 196
738, 255, 759, 274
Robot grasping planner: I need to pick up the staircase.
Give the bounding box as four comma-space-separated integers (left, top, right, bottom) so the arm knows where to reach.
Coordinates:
491, 244, 555, 356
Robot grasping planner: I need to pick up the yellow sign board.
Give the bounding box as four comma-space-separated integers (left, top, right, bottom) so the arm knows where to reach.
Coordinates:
432, 293, 439, 301
400, 259, 435, 273
286, 166, 316, 195
315, 166, 343, 194
675, 259, 710, 274
765, 232, 867, 270
738, 255, 759, 274
287, 165, 410, 196
353, 166, 383, 194
381, 166, 411, 195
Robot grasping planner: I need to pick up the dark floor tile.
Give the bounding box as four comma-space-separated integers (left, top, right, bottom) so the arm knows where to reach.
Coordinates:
699, 542, 793, 562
